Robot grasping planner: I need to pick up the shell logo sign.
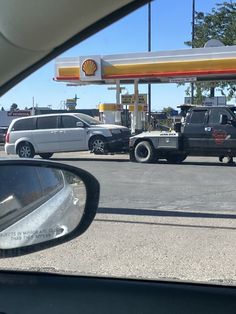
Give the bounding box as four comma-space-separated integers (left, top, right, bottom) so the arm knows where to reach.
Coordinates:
82, 59, 97, 76
79, 56, 101, 81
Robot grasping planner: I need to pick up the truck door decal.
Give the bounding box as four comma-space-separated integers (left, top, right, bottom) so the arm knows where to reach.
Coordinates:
212, 130, 228, 144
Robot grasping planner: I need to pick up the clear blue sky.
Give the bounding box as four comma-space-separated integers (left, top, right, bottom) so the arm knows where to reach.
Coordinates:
0, 0, 227, 111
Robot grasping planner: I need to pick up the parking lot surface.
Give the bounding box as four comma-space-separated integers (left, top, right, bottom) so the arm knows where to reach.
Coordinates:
1, 149, 236, 284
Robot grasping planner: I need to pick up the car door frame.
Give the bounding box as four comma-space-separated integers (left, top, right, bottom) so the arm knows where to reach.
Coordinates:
182, 108, 209, 154
205, 107, 236, 156
57, 115, 88, 152
32, 115, 60, 153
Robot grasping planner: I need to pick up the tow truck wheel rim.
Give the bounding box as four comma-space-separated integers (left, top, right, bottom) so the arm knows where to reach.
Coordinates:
136, 145, 149, 158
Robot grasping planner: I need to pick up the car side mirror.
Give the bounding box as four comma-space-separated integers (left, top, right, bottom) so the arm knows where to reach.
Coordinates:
76, 121, 84, 128
220, 114, 228, 125
0, 160, 100, 257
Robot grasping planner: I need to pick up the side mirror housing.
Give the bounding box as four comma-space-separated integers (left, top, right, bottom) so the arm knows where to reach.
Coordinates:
0, 160, 100, 257
174, 122, 182, 133
76, 121, 84, 128
220, 114, 228, 125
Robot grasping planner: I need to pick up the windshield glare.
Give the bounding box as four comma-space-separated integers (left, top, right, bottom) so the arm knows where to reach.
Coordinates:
0, 0, 236, 287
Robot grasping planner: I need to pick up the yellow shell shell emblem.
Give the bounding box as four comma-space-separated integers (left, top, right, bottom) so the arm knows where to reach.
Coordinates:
82, 59, 97, 76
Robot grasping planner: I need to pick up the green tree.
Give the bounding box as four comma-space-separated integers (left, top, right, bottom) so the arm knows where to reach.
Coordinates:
161, 107, 176, 128
162, 107, 175, 115
10, 103, 18, 111
185, 1, 236, 100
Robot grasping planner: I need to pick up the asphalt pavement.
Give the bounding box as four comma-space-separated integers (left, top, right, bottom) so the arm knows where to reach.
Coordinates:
1, 149, 236, 285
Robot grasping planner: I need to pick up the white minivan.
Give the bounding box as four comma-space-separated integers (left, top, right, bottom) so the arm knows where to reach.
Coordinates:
5, 113, 130, 158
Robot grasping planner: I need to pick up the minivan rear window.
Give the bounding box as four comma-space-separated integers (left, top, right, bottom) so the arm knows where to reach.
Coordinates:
37, 116, 58, 129
12, 118, 36, 131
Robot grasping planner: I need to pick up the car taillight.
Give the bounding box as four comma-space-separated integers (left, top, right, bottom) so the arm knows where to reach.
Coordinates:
5, 133, 9, 143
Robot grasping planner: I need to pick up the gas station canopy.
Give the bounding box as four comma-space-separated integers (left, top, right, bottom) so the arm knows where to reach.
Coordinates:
55, 45, 236, 85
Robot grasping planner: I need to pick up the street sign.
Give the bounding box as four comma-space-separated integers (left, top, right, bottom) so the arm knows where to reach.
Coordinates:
129, 104, 148, 112
184, 96, 226, 106
202, 96, 226, 106
107, 87, 125, 92
7, 110, 31, 117
121, 94, 147, 104
169, 77, 197, 83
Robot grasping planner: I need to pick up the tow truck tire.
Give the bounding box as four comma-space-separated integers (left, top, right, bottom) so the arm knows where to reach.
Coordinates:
166, 153, 187, 164
134, 141, 155, 163
129, 150, 136, 162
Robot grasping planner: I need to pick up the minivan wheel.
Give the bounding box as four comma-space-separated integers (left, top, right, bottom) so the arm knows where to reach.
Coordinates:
17, 142, 35, 158
39, 153, 54, 159
89, 136, 107, 154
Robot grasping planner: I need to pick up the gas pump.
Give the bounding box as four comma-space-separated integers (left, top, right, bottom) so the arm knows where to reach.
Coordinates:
99, 103, 122, 124
129, 104, 147, 134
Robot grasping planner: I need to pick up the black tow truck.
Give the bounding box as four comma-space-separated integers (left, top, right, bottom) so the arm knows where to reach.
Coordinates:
129, 106, 236, 163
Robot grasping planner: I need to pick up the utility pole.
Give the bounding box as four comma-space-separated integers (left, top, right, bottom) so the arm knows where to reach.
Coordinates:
191, 0, 195, 104
32, 96, 35, 115
148, 2, 151, 123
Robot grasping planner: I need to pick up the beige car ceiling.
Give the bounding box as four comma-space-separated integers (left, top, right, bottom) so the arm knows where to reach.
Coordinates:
0, 0, 138, 90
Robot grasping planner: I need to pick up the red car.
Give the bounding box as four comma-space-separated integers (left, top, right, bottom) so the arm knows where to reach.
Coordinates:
0, 127, 7, 143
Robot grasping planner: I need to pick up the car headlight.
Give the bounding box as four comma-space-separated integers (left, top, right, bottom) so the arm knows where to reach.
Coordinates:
129, 137, 136, 147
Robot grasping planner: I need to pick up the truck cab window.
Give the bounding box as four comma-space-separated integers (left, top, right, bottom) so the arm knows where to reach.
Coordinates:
209, 108, 232, 124
189, 110, 206, 124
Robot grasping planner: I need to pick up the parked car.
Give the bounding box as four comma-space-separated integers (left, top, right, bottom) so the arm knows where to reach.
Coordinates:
5, 113, 130, 158
0, 127, 8, 143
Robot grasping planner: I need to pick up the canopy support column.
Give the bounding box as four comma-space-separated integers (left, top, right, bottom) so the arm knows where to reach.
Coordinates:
115, 80, 121, 124
132, 79, 139, 134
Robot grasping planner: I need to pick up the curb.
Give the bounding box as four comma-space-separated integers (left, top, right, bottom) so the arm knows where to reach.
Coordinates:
0, 149, 130, 161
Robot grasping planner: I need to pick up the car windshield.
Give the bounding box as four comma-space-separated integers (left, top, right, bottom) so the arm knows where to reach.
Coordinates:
74, 113, 102, 125
1, 0, 236, 287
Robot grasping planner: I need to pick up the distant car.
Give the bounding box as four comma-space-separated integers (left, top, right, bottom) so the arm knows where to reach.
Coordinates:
0, 127, 7, 143
5, 113, 130, 158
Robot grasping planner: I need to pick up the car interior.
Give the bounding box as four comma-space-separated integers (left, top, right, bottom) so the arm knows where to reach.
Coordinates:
1, 0, 236, 313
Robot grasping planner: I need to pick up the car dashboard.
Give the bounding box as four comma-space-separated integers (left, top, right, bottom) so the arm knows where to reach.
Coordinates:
0, 270, 236, 314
